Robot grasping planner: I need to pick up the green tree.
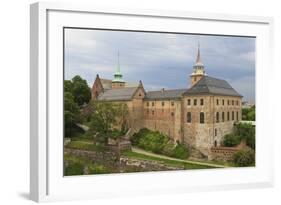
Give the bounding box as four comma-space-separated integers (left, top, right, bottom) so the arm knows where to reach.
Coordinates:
223, 134, 241, 147
88, 102, 129, 144
242, 106, 255, 121
71, 76, 91, 106
64, 92, 81, 138
235, 123, 255, 149
234, 148, 255, 167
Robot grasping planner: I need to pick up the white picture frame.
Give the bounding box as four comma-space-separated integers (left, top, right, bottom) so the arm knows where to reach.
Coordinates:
30, 2, 274, 202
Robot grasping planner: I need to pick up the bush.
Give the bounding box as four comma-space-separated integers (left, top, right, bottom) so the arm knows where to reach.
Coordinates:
234, 148, 255, 167
132, 128, 189, 159
170, 143, 190, 159
130, 128, 149, 145
64, 162, 84, 176
223, 134, 241, 147
138, 132, 169, 153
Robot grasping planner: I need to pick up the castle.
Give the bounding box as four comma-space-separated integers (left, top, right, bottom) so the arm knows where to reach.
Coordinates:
91, 45, 242, 156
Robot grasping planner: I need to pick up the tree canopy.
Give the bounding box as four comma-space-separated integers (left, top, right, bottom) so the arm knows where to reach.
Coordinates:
64, 75, 91, 137
87, 101, 129, 144
64, 91, 81, 138
242, 106, 255, 121
64, 75, 91, 106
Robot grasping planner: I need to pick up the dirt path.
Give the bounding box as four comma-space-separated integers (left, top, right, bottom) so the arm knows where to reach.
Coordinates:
132, 147, 227, 168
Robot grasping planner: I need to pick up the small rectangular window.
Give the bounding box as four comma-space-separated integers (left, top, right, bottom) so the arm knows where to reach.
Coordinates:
227, 112, 230, 121
217, 99, 219, 105
171, 112, 174, 117
232, 100, 234, 105
187, 99, 191, 105
222, 112, 225, 122
152, 102, 154, 106
232, 111, 234, 120
162, 101, 165, 106
215, 129, 217, 136
236, 111, 239, 121
200, 99, 204, 106
147, 102, 149, 106
171, 101, 174, 106
222, 99, 224, 106
187, 112, 191, 123
200, 112, 204, 123
216, 112, 219, 123
194, 99, 197, 106
152, 110, 154, 115
228, 100, 230, 105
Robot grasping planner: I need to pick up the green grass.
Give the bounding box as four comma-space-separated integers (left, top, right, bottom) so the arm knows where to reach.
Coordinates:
64, 154, 112, 176
122, 151, 215, 170
65, 140, 104, 151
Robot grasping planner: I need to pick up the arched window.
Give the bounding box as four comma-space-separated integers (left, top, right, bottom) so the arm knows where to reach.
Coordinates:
187, 112, 191, 123
216, 112, 219, 123
222, 112, 225, 122
194, 99, 197, 106
200, 112, 204, 124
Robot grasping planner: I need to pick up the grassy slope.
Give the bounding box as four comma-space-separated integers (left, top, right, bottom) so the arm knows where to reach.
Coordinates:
122, 151, 216, 170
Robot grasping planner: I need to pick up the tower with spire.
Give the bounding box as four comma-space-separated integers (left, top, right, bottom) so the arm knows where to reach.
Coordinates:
190, 43, 206, 87
112, 51, 125, 89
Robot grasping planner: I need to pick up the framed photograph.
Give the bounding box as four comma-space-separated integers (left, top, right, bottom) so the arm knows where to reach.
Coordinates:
30, 2, 274, 202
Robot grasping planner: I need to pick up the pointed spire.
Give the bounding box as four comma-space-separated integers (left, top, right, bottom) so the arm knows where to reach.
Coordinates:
196, 42, 201, 64
116, 50, 120, 73
113, 51, 125, 83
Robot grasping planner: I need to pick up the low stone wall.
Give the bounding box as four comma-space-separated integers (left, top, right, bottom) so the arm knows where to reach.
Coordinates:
209, 147, 239, 162
64, 148, 183, 173
64, 148, 119, 168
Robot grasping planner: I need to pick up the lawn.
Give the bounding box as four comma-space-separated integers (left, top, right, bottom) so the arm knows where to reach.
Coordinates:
122, 151, 215, 170
64, 154, 112, 176
65, 140, 104, 151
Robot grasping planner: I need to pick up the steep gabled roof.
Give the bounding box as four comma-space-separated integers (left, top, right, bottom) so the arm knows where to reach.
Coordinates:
100, 78, 112, 90
145, 89, 187, 100
184, 76, 242, 97
97, 87, 139, 101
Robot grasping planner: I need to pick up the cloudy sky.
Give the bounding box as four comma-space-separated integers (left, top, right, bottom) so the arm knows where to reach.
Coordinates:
64, 28, 255, 102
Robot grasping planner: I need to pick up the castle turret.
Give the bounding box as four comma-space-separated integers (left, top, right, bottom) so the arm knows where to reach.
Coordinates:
112, 52, 125, 89
190, 43, 206, 87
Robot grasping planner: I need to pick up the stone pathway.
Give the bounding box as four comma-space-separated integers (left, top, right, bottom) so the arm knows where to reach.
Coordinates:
132, 147, 228, 168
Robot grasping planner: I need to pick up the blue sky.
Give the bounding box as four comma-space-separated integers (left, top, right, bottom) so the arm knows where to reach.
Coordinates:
64, 28, 255, 102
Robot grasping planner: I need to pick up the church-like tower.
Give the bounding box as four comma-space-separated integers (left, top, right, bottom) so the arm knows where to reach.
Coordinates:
112, 52, 125, 89
190, 43, 206, 87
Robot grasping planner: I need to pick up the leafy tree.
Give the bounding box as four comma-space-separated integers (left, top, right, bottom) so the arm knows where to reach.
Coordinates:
223, 134, 241, 147
64, 80, 73, 93
64, 76, 91, 107
234, 148, 255, 167
64, 92, 81, 138
71, 76, 91, 106
242, 106, 255, 121
235, 123, 255, 149
88, 102, 129, 144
